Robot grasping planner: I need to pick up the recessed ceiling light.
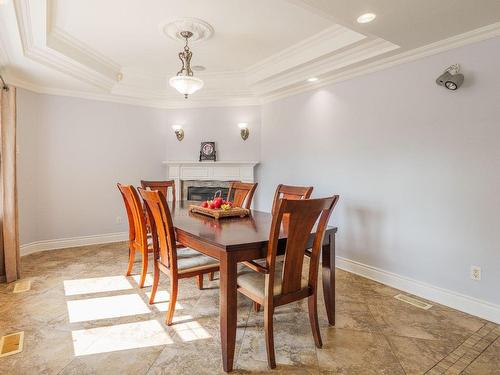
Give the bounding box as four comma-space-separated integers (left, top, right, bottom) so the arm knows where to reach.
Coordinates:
307, 77, 319, 82
357, 13, 376, 24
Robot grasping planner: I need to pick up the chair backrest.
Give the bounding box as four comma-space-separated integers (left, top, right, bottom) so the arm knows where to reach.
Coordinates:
271, 184, 313, 214
227, 181, 258, 209
138, 187, 177, 270
266, 195, 339, 298
141, 180, 176, 203
117, 183, 149, 250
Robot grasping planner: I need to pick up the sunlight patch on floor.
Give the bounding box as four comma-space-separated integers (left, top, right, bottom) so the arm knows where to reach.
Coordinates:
171, 315, 211, 342
131, 274, 154, 287
67, 294, 150, 323
72, 319, 173, 356
145, 290, 184, 312
64, 276, 133, 296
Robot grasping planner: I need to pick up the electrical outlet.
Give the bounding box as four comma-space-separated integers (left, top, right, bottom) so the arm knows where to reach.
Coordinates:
470, 266, 481, 281
115, 216, 122, 225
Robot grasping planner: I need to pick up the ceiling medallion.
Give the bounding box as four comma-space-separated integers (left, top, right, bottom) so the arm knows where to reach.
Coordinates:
162, 18, 214, 43
169, 30, 204, 99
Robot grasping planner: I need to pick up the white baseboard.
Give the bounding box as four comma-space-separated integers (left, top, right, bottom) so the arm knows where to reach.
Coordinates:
336, 256, 500, 324
20, 232, 128, 256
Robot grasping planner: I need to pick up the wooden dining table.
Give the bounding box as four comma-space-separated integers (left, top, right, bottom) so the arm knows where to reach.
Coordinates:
171, 201, 338, 372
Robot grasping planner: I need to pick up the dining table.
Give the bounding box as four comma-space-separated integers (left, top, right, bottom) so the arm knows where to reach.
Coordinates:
171, 201, 338, 372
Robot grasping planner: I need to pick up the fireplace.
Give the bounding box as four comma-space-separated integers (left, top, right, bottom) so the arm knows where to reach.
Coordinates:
181, 179, 234, 201
162, 161, 259, 202
187, 186, 229, 201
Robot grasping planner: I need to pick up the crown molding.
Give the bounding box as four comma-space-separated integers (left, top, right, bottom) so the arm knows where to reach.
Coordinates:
246, 25, 366, 84
7, 74, 261, 109
253, 37, 398, 96
47, 26, 121, 80
14, 0, 118, 89
261, 21, 500, 103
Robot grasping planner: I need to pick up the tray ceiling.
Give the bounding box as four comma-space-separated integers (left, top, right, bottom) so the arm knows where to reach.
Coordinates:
1, 0, 500, 108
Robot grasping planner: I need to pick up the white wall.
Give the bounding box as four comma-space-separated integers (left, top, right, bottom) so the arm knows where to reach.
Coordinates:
17, 91, 260, 246
165, 106, 260, 161
256, 36, 500, 308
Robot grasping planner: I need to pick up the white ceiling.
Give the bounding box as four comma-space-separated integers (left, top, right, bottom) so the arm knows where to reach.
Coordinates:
1, 0, 500, 108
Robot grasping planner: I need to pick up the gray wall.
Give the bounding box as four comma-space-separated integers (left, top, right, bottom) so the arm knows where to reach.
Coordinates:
255, 36, 500, 305
17, 91, 261, 245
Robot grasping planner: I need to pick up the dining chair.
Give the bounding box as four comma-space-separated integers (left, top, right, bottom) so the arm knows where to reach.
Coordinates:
117, 183, 156, 288
271, 184, 313, 214
139, 187, 220, 325
237, 195, 339, 369
141, 180, 176, 203
226, 181, 258, 209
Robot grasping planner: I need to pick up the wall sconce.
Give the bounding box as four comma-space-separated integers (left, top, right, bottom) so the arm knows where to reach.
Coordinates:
172, 125, 184, 141
238, 123, 249, 141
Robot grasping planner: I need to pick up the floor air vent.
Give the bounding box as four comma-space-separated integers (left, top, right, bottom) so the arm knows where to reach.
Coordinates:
394, 294, 433, 310
0, 332, 24, 357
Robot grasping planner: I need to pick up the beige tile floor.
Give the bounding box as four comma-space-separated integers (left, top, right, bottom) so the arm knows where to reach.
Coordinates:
0, 242, 499, 374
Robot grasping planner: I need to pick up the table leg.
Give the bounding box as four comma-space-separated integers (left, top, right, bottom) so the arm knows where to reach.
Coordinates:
220, 252, 238, 372
322, 233, 336, 325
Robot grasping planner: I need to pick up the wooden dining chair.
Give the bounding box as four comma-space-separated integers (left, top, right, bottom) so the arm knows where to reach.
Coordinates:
139, 187, 220, 325
141, 180, 176, 203
117, 183, 156, 288
237, 195, 339, 369
226, 181, 258, 209
271, 184, 313, 214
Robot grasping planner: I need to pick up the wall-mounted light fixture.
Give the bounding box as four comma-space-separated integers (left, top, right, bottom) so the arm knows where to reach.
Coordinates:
436, 64, 464, 91
238, 123, 249, 141
172, 125, 184, 141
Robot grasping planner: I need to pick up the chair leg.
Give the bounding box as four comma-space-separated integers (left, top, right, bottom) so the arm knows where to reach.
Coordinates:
264, 304, 276, 369
208, 272, 215, 281
166, 278, 178, 326
138, 250, 148, 288
308, 293, 323, 348
253, 301, 261, 313
196, 274, 203, 290
149, 259, 160, 304
126, 246, 135, 276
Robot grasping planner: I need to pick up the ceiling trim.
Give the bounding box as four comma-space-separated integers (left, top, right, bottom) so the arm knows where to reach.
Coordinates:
253, 37, 398, 96
47, 26, 121, 80
261, 21, 500, 103
245, 25, 366, 84
14, 0, 118, 90
6, 74, 261, 109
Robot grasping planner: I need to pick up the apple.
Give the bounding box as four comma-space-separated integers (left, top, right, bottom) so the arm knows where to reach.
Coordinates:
214, 197, 223, 209
201, 201, 209, 208
209, 203, 216, 209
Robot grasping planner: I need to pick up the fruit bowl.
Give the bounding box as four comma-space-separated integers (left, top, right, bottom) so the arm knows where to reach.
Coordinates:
189, 201, 249, 220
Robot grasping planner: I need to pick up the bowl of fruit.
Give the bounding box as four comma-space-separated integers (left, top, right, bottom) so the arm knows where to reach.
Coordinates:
189, 193, 249, 219
201, 197, 233, 211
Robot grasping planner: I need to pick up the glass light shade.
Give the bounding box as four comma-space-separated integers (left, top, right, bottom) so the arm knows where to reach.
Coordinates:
169, 75, 204, 97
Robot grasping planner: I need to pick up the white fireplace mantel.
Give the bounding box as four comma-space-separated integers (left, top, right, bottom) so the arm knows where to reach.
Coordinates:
163, 161, 259, 198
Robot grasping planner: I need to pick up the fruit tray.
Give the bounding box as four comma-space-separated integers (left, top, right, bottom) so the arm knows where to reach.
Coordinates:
189, 204, 250, 219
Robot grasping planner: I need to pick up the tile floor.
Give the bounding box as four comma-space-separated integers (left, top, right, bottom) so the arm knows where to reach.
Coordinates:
0, 242, 498, 374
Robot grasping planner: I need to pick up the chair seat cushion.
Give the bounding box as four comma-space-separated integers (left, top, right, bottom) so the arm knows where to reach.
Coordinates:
237, 259, 308, 300
177, 247, 219, 272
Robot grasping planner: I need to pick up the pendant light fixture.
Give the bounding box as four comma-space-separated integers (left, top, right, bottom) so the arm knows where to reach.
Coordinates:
169, 31, 204, 99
